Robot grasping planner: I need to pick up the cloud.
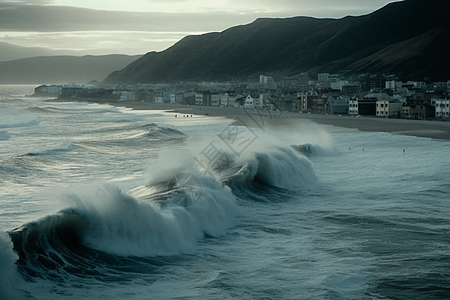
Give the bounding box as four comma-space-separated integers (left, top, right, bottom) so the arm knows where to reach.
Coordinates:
0, 5, 257, 32
226, 0, 402, 17
0, 30, 197, 54
0, 1, 401, 55
0, 0, 55, 7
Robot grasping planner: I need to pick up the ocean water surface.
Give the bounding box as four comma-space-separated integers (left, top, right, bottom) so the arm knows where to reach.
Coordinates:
1, 85, 450, 299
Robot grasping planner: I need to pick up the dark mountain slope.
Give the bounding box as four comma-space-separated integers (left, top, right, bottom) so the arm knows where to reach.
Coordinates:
106, 0, 450, 83
345, 25, 450, 80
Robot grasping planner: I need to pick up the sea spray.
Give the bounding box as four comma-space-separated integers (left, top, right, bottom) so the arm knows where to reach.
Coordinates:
60, 181, 239, 257
0, 231, 23, 300
239, 147, 317, 190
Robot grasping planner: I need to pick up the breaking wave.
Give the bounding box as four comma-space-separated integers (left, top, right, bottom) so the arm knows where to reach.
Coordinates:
224, 146, 317, 191
0, 231, 22, 300
0, 108, 39, 129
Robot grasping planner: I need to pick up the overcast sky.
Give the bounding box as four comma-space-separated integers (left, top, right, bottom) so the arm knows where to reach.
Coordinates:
0, 0, 402, 56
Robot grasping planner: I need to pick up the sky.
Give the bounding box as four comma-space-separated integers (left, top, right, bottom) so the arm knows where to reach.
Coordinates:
0, 0, 402, 56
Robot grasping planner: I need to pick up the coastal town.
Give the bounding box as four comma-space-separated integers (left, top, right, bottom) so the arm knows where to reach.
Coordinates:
33, 73, 450, 121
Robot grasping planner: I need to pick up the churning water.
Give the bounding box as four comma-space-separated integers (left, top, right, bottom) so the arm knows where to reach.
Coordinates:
1, 85, 450, 299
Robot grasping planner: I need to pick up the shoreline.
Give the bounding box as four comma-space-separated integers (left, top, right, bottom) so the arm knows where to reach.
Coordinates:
49, 99, 450, 141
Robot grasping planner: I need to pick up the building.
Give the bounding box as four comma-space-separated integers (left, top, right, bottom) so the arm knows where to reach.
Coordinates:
260, 75, 274, 84
349, 97, 359, 115
435, 99, 450, 119
175, 93, 184, 104
376, 100, 402, 118
300, 91, 318, 112
211, 93, 221, 107
220, 93, 230, 107
318, 73, 330, 82
183, 92, 196, 105
342, 84, 360, 95
328, 96, 349, 115
113, 90, 135, 102
278, 94, 296, 112
60, 86, 84, 97
232, 94, 245, 108
411, 104, 436, 120
154, 90, 163, 104
195, 93, 204, 106
243, 95, 255, 109
385, 80, 403, 90
312, 96, 327, 114
34, 85, 62, 96
170, 93, 176, 104
402, 103, 412, 119
358, 99, 377, 116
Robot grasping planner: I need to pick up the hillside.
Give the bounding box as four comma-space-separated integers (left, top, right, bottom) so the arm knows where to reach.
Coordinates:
105, 0, 450, 84
0, 42, 69, 62
0, 55, 142, 84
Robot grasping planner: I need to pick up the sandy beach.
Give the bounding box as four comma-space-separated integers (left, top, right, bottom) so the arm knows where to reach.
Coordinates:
51, 99, 450, 141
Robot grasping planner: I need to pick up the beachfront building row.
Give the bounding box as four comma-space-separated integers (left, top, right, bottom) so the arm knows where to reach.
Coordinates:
34, 79, 449, 120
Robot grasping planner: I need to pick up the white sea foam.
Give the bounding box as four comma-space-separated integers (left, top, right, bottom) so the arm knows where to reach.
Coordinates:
59, 179, 239, 257
0, 231, 23, 300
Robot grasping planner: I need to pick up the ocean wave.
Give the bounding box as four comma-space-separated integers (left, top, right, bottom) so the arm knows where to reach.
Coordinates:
0, 231, 21, 300
10, 180, 239, 269
24, 144, 75, 157
0, 108, 40, 129
223, 146, 317, 191
141, 123, 185, 140
80, 123, 185, 143
0, 131, 10, 141
0, 119, 39, 129
28, 106, 63, 114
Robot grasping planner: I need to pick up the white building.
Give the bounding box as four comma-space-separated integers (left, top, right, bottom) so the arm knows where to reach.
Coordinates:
349, 98, 359, 115
376, 100, 402, 118
220, 93, 230, 107
385, 80, 403, 90
34, 85, 62, 95
243, 95, 254, 109
435, 99, 450, 119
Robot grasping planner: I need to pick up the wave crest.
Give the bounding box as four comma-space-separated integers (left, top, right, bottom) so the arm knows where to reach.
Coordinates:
0, 231, 22, 300
225, 146, 317, 190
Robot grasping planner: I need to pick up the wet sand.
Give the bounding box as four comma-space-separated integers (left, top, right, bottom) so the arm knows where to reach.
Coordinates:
51, 100, 450, 141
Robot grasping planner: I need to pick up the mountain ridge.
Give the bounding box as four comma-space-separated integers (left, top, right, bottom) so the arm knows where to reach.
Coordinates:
105, 0, 450, 84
